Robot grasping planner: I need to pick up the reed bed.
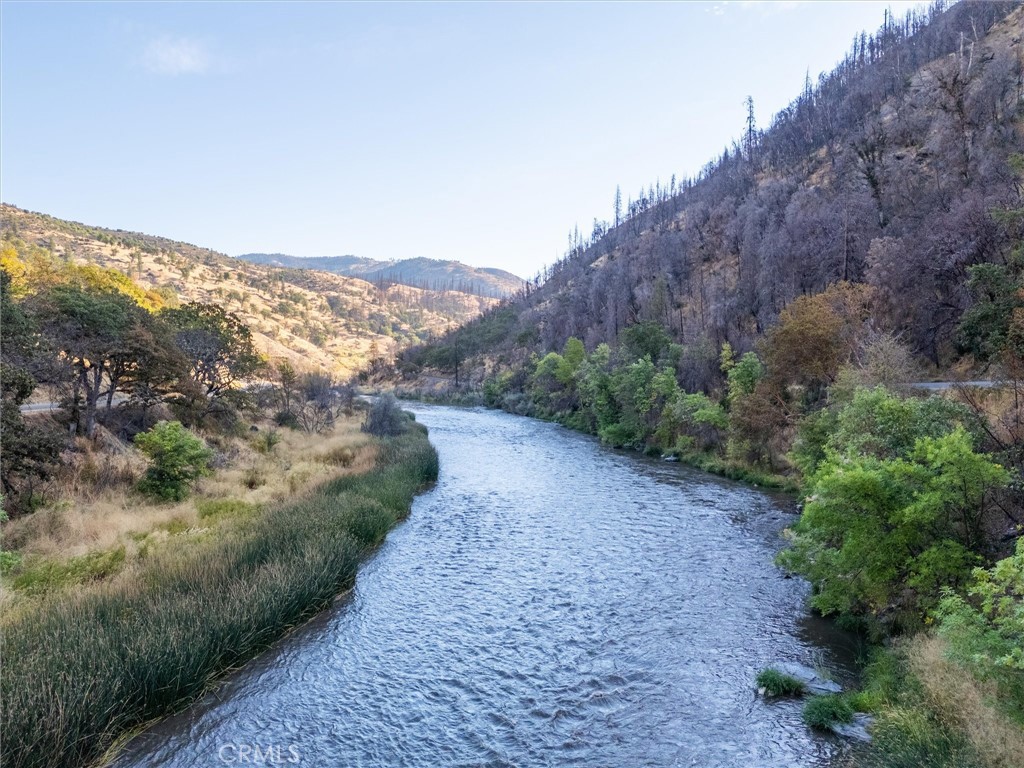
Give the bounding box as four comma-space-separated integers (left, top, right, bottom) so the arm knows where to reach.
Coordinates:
0, 424, 438, 768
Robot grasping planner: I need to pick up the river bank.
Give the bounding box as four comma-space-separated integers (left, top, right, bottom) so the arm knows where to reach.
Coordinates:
385, 389, 1024, 768
390, 385, 801, 493
0, 417, 438, 768
108, 403, 857, 768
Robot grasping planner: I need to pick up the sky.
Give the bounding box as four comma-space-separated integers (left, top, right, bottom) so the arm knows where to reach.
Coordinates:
1, 1, 927, 279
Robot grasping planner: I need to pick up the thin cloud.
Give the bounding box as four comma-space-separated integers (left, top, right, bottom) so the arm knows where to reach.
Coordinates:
143, 36, 210, 75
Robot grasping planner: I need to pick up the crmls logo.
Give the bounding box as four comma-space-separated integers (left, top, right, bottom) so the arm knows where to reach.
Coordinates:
217, 743, 301, 764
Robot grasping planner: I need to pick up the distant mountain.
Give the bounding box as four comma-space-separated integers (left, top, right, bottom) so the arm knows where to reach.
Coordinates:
236, 253, 524, 299
0, 205, 500, 377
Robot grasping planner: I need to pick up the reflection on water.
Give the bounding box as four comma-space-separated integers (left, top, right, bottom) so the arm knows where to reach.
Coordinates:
112, 405, 854, 767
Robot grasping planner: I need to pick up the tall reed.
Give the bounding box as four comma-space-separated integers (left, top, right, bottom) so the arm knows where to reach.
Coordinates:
1, 424, 438, 768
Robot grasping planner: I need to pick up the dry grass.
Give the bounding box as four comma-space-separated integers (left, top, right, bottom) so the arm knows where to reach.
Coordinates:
3, 417, 375, 563
2, 203, 498, 378
907, 634, 1024, 768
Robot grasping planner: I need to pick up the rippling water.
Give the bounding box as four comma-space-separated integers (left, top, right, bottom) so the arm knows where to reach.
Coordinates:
112, 405, 856, 767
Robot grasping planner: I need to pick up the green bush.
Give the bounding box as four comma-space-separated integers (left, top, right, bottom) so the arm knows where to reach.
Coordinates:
802, 694, 855, 730
134, 421, 213, 501
252, 428, 282, 454
938, 539, 1024, 716
778, 423, 1008, 629
756, 668, 807, 697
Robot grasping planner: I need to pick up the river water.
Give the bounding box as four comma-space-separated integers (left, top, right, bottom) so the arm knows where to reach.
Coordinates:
112, 405, 857, 768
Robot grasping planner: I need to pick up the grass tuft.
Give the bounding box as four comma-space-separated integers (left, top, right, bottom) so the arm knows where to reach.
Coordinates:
757, 668, 807, 697
802, 694, 855, 730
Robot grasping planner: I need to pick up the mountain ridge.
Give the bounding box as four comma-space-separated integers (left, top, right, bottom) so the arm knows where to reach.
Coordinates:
0, 203, 499, 377
236, 252, 524, 299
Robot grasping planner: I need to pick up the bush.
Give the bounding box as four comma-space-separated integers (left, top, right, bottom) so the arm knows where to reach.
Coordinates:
242, 466, 266, 490
362, 394, 408, 437
252, 429, 282, 454
134, 421, 213, 501
802, 694, 855, 730
938, 539, 1024, 715
273, 409, 300, 429
9, 548, 126, 596
323, 446, 356, 467
757, 668, 807, 697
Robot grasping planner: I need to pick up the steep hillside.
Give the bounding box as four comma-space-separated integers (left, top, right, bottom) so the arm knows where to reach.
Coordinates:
404, 0, 1024, 386
1, 205, 497, 376
237, 252, 524, 299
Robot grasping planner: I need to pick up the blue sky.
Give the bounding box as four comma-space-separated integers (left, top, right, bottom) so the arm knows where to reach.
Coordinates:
2, 1, 925, 278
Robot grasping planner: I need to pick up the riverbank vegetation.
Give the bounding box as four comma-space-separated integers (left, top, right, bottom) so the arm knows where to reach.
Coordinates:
386, 7, 1024, 751
1, 397, 437, 768
392, 229, 1024, 766
0, 248, 439, 768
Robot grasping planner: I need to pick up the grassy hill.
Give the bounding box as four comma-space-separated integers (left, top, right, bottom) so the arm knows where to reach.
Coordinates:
237, 252, 524, 298
0, 204, 499, 377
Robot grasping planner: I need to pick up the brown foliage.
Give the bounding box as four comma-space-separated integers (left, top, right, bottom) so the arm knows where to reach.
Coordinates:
764, 282, 874, 392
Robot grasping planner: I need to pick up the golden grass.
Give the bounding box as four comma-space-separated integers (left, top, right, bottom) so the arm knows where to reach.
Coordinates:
907, 634, 1024, 768
3, 417, 375, 563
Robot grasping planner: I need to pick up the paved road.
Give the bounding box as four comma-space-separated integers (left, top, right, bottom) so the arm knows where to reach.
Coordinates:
908, 380, 995, 391
20, 401, 61, 414
20, 394, 128, 415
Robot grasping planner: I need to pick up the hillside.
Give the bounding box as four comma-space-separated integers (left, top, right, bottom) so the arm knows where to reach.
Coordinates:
236, 252, 524, 299
0, 204, 498, 377
404, 0, 1024, 385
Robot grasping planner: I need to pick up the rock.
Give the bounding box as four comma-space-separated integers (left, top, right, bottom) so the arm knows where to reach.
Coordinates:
831, 713, 874, 742
773, 662, 842, 695
661, 454, 680, 462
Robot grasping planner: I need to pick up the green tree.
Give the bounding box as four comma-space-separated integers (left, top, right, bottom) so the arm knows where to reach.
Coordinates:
162, 302, 265, 419
0, 271, 63, 516
780, 427, 1009, 629
577, 343, 616, 433
619, 321, 672, 365
134, 421, 213, 501
726, 351, 763, 405
30, 283, 153, 438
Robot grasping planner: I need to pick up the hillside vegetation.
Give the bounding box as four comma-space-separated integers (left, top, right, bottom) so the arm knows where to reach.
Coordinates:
394, 2, 1024, 765
1, 204, 499, 377
238, 252, 524, 299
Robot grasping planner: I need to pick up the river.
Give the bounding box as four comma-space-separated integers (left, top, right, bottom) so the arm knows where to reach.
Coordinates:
111, 404, 857, 767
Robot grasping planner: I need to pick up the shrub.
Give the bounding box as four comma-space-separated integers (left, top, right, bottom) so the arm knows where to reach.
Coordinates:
757, 668, 807, 697
252, 429, 282, 454
0, 550, 23, 574
937, 539, 1024, 716
10, 548, 126, 596
323, 446, 356, 467
778, 425, 1008, 629
362, 394, 408, 437
273, 409, 300, 429
242, 466, 266, 490
802, 694, 855, 730
134, 421, 213, 501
